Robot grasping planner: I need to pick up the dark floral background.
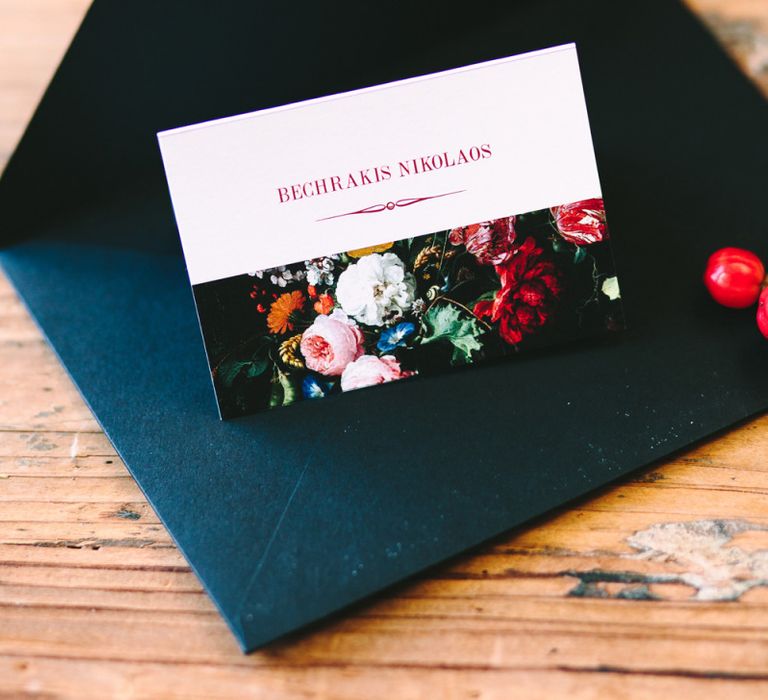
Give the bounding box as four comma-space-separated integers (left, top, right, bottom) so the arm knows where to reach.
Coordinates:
193, 199, 624, 418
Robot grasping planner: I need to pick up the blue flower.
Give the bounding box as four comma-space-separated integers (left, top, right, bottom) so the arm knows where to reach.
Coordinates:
302, 374, 334, 399
377, 321, 415, 352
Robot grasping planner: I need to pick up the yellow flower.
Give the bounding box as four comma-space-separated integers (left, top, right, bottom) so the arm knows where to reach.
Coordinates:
267, 291, 305, 334
346, 241, 393, 258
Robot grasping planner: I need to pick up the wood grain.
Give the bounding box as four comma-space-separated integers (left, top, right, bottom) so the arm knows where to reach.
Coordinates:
1, 1, 767, 697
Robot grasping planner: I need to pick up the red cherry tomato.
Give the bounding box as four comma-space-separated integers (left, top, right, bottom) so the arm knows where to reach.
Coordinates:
704, 247, 765, 308
758, 288, 768, 339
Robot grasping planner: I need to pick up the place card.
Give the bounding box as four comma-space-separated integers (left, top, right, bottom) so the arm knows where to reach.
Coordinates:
159, 44, 623, 418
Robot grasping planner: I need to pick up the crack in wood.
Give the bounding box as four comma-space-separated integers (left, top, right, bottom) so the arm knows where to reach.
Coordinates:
113, 508, 142, 521
30, 538, 158, 550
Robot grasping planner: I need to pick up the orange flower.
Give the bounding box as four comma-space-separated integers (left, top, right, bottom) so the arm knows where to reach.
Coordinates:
267, 291, 305, 334
313, 293, 334, 315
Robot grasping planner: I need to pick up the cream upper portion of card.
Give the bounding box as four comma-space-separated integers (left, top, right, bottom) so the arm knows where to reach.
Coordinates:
158, 44, 601, 286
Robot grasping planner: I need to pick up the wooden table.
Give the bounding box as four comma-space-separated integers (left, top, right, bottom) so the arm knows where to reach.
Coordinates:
1, 1, 767, 697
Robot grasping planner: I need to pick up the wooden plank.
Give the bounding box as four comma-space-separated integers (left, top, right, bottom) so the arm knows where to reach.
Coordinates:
0, 658, 763, 700
1, 0, 767, 697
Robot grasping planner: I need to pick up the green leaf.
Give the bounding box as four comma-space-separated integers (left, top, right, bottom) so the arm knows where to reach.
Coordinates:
420, 303, 484, 365
472, 289, 497, 304
246, 357, 269, 378
218, 360, 250, 388
269, 370, 299, 408
218, 357, 269, 387
279, 371, 298, 406
449, 336, 483, 365
268, 378, 284, 408
573, 246, 587, 264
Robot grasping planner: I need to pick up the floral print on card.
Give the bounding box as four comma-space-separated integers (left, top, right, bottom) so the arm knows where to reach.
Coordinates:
193, 199, 623, 417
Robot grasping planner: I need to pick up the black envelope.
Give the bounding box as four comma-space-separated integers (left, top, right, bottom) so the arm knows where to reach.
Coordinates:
1, 0, 766, 652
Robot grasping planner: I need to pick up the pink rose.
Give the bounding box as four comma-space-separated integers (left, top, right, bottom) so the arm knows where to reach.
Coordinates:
300, 309, 364, 376
340, 355, 413, 392
551, 198, 607, 245
448, 216, 516, 265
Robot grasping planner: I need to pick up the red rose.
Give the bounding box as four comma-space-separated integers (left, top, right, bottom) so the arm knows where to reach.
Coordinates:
551, 198, 607, 245
474, 237, 561, 345
449, 216, 517, 265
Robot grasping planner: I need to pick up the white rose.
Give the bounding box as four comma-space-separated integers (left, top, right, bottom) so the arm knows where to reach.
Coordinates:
335, 253, 416, 326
